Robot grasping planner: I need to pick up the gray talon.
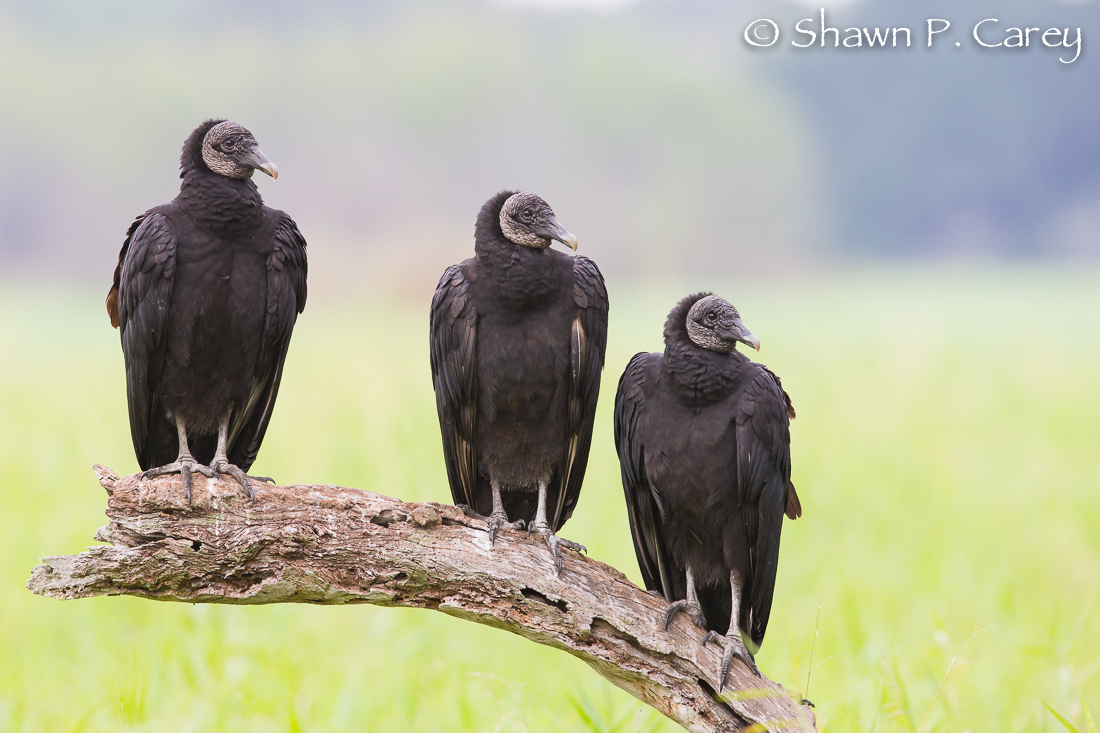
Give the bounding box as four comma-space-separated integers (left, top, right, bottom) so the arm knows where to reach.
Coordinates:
141, 458, 215, 504
666, 600, 707, 630
211, 460, 256, 501
559, 538, 587, 555
457, 504, 487, 521
486, 512, 523, 545
530, 521, 581, 576
181, 463, 192, 502
704, 632, 760, 690
548, 532, 563, 576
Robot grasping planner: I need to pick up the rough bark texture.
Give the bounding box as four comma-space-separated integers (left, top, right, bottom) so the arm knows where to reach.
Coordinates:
28, 465, 815, 733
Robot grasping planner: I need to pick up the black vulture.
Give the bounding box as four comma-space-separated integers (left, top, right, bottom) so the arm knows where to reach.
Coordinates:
106, 119, 307, 501
430, 191, 608, 574
614, 293, 801, 689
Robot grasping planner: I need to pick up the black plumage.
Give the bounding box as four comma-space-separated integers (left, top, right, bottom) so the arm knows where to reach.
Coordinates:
107, 119, 307, 500
430, 190, 608, 574
614, 293, 801, 688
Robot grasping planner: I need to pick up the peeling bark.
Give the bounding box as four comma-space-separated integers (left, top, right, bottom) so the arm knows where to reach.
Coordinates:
27, 465, 815, 733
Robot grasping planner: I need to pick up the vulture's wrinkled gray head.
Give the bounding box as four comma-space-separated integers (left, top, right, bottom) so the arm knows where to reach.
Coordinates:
201, 121, 278, 180
499, 192, 578, 251
686, 295, 760, 353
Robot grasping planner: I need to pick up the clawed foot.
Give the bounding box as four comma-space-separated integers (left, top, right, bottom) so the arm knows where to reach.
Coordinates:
454, 506, 526, 544
457, 504, 485, 520
558, 537, 587, 555
528, 521, 585, 576
142, 459, 215, 503
486, 512, 526, 545
703, 631, 760, 690
664, 599, 707, 630
527, 523, 587, 553
141, 458, 270, 503
210, 460, 271, 502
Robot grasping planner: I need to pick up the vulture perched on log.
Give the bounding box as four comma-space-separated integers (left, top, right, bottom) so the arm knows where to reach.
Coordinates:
106, 119, 307, 501
430, 191, 608, 574
614, 293, 801, 689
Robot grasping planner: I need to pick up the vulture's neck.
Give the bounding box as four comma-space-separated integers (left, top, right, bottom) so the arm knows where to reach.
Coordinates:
177, 169, 264, 232
662, 335, 748, 404
475, 235, 561, 307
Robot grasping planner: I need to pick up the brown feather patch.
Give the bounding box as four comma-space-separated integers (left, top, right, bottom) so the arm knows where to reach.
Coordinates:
106, 287, 120, 329
785, 481, 802, 520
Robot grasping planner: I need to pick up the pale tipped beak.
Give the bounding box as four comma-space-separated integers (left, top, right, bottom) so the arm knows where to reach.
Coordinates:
248, 146, 278, 180
539, 215, 578, 252
741, 330, 761, 352
724, 317, 761, 352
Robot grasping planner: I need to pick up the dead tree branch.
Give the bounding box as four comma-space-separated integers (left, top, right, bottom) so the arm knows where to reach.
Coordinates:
27, 465, 815, 733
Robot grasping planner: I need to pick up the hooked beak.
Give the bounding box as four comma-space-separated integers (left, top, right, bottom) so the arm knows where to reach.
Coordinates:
537, 216, 578, 252
724, 317, 761, 352
247, 146, 279, 180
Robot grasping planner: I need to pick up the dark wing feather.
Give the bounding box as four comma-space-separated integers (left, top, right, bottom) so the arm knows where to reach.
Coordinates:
115, 212, 178, 469
765, 367, 802, 519
734, 367, 794, 648
430, 263, 480, 509
107, 214, 148, 329
614, 352, 678, 596
552, 255, 609, 530
226, 214, 308, 471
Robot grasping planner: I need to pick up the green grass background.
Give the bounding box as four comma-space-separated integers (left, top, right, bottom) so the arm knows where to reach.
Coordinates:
1, 266, 1097, 731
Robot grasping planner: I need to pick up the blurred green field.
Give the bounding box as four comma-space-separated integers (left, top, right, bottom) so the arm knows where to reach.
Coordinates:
1, 267, 1098, 732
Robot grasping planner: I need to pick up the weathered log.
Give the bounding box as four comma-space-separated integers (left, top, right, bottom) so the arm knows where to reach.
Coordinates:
27, 465, 815, 733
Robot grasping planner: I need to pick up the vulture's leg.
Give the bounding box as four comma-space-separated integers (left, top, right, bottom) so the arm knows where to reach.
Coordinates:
703, 570, 761, 690
141, 415, 215, 503
207, 408, 273, 501
486, 480, 525, 545
529, 479, 586, 576
664, 565, 707, 630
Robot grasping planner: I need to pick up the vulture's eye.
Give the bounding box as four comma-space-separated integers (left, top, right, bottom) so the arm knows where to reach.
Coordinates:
520, 209, 533, 222
706, 312, 717, 322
